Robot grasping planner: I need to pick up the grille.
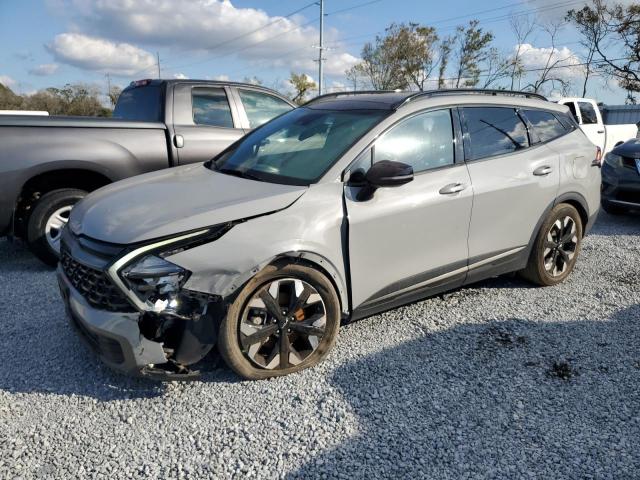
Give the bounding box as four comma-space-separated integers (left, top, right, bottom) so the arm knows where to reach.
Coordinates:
61, 251, 135, 312
70, 311, 125, 364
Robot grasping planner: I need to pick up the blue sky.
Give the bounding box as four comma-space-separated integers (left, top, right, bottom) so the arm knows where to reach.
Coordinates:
0, 0, 632, 103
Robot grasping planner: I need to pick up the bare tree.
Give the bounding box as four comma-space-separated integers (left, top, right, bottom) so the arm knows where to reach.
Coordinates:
481, 48, 513, 88
523, 21, 572, 95
509, 13, 537, 90
108, 85, 122, 108
567, 1, 640, 96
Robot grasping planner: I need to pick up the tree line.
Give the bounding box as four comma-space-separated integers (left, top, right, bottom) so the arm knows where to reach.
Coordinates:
336, 0, 639, 101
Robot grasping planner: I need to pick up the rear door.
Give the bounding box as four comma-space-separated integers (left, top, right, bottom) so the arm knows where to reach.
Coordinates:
461, 106, 560, 278
172, 84, 245, 165
345, 108, 473, 310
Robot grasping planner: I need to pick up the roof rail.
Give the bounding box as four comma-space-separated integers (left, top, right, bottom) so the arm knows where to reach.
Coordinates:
397, 88, 547, 107
303, 90, 399, 106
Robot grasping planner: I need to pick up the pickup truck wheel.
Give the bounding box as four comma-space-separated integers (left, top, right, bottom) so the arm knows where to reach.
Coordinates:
27, 188, 87, 266
218, 263, 340, 380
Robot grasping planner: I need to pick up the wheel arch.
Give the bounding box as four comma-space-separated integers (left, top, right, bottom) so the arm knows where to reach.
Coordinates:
553, 192, 590, 236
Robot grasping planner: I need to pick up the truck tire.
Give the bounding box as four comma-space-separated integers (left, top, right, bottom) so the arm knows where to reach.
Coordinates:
26, 188, 87, 266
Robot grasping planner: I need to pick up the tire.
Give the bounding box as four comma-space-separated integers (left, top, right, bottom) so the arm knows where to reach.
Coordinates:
520, 203, 583, 287
602, 200, 627, 216
26, 188, 87, 266
218, 262, 341, 380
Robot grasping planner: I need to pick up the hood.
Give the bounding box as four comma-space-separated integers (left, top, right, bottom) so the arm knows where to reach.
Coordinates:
70, 164, 306, 244
612, 138, 640, 157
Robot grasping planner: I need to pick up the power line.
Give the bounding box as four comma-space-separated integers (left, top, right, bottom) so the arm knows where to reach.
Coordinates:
325, 0, 383, 16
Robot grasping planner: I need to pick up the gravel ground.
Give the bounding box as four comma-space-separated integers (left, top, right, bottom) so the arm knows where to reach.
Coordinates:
0, 211, 639, 479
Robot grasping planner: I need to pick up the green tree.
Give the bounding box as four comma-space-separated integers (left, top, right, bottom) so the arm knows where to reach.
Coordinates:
453, 20, 494, 88
289, 72, 317, 105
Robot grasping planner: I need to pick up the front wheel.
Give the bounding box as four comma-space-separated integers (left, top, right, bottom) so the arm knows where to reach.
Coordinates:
218, 263, 340, 380
26, 188, 87, 266
520, 203, 583, 286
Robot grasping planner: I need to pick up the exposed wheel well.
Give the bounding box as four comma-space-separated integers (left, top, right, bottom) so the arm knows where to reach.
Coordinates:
559, 199, 589, 236
14, 169, 112, 237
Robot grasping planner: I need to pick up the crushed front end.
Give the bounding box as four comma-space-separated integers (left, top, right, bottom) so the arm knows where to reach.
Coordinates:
56, 227, 226, 380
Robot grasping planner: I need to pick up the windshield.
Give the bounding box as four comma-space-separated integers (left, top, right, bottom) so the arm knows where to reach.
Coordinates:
210, 107, 388, 185
113, 85, 163, 122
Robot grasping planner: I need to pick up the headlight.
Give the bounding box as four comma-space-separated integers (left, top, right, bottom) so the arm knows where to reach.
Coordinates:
122, 255, 190, 313
604, 153, 623, 168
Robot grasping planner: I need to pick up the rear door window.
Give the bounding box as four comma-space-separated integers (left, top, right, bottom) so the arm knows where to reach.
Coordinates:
578, 101, 598, 124
563, 102, 579, 123
462, 107, 529, 160
238, 89, 293, 128
113, 85, 163, 121
192, 87, 234, 128
522, 109, 567, 143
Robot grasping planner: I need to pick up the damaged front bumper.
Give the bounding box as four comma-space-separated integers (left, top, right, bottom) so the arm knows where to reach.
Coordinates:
57, 267, 220, 380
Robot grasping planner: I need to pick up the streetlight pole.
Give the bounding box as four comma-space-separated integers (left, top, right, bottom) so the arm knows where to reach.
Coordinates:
318, 0, 324, 96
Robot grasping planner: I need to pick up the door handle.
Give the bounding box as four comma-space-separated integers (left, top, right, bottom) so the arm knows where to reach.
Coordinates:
174, 134, 184, 148
597, 130, 604, 134
533, 165, 553, 176
439, 183, 466, 195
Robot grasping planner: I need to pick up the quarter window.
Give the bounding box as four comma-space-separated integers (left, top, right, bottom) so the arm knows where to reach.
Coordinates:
463, 107, 529, 160
192, 87, 234, 128
523, 109, 567, 143
374, 109, 455, 173
578, 101, 598, 124
238, 89, 293, 128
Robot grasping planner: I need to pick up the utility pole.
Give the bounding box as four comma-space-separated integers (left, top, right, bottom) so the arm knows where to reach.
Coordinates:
318, 0, 324, 96
105, 73, 112, 107
156, 52, 161, 79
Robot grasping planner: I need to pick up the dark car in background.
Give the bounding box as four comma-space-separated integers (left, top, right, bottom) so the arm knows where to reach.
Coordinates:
0, 79, 294, 265
602, 138, 640, 215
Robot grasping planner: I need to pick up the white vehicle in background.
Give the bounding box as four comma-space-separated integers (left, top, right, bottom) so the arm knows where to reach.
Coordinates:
557, 97, 638, 155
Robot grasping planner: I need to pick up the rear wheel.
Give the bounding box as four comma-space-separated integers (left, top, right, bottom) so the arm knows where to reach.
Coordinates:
26, 188, 86, 266
218, 263, 340, 380
521, 203, 583, 286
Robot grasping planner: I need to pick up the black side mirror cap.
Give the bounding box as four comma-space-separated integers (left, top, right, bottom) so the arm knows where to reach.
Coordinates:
355, 160, 414, 201
365, 160, 414, 187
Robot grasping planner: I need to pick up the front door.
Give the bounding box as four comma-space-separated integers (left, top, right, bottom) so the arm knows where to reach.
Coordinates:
345, 108, 473, 311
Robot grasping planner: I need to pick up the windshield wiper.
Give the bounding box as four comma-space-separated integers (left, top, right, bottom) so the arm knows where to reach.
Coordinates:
215, 166, 265, 182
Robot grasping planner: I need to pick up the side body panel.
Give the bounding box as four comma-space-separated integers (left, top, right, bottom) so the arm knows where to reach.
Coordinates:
545, 128, 602, 219
0, 124, 169, 236
167, 182, 350, 314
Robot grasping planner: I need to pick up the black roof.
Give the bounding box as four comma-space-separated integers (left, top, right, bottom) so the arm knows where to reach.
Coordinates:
304, 89, 548, 111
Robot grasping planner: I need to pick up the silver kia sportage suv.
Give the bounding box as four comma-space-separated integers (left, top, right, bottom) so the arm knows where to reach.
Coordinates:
57, 89, 601, 380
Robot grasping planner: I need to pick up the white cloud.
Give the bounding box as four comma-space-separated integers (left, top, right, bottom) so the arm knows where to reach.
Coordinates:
28, 63, 59, 76
47, 33, 156, 76
517, 43, 584, 79
212, 74, 230, 81
61, 0, 354, 75
0, 75, 16, 88
173, 72, 188, 79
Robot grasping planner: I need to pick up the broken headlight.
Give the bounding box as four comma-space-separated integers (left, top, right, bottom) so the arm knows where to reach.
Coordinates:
122, 255, 190, 314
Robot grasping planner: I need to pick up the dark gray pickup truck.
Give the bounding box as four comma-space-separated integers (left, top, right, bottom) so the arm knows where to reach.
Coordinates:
0, 79, 294, 264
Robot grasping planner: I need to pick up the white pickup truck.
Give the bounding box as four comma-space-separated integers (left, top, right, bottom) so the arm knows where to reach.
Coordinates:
557, 97, 638, 155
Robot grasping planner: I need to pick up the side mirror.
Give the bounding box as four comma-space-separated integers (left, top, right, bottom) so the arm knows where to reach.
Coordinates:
366, 160, 413, 187
356, 160, 413, 200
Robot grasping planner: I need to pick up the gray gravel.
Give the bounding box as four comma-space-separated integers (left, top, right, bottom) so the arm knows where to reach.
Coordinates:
1, 212, 639, 479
